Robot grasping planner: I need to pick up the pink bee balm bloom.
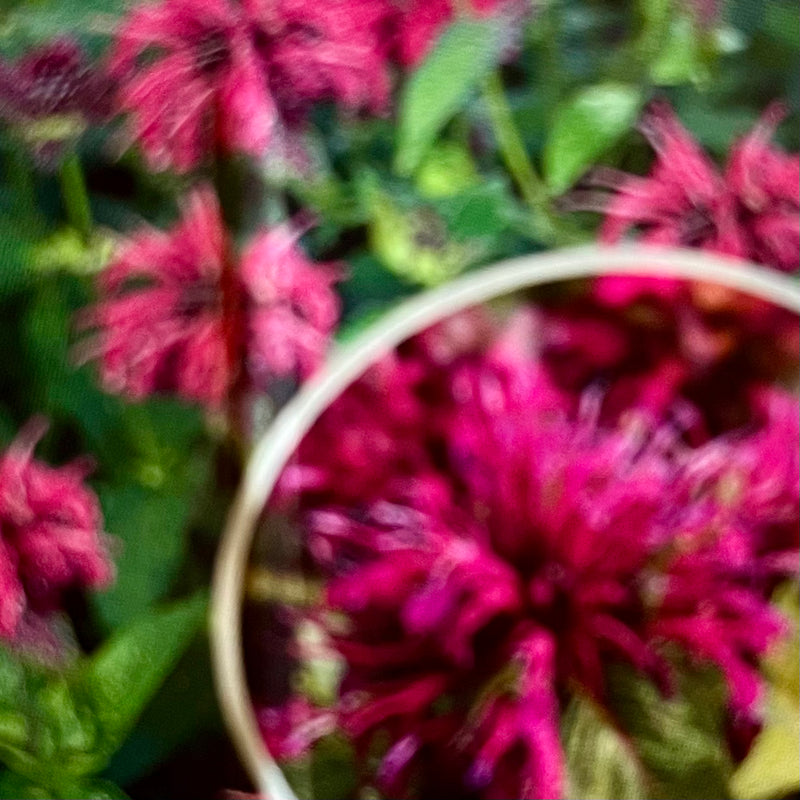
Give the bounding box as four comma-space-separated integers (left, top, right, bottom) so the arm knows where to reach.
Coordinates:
725, 103, 800, 272
273, 320, 795, 798
81, 188, 341, 409
0, 419, 113, 640
109, 0, 276, 172
244, 0, 394, 121
578, 102, 798, 307
81, 188, 237, 407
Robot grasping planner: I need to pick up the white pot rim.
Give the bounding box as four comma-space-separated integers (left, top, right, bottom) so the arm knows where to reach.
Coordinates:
210, 244, 800, 800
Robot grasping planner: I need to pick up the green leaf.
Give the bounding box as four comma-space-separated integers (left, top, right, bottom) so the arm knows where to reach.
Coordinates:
607, 664, 733, 799
77, 593, 207, 770
93, 485, 194, 630
0, 772, 128, 800
543, 83, 642, 194
394, 18, 508, 175
649, 11, 709, 86
0, 201, 42, 298
0, 0, 126, 53
31, 228, 114, 277
563, 693, 648, 799
103, 636, 222, 787
432, 178, 518, 241
731, 582, 799, 800
0, 596, 205, 786
310, 735, 357, 800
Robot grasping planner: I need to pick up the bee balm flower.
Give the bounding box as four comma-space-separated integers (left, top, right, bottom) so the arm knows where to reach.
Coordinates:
0, 420, 113, 640
268, 321, 794, 799
80, 188, 340, 409
109, 0, 276, 172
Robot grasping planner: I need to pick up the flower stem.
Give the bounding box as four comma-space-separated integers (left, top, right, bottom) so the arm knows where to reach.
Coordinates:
58, 151, 92, 241
482, 71, 549, 212
482, 71, 586, 246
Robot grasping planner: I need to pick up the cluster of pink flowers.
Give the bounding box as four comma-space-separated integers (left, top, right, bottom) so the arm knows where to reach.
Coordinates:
262, 311, 798, 799
548, 101, 800, 430
108, 0, 520, 171
79, 187, 341, 409
581, 101, 799, 291
109, 0, 395, 171
0, 419, 112, 642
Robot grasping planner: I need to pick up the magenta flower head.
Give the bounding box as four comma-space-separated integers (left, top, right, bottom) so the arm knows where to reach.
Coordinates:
244, 0, 394, 122
79, 187, 341, 409
267, 319, 796, 799
109, 0, 276, 172
0, 419, 113, 641
0, 38, 113, 168
725, 103, 800, 273
575, 101, 798, 308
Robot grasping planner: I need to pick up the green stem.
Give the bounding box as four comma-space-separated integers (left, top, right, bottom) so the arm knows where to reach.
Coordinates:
58, 151, 92, 241
538, 0, 563, 109
482, 72, 549, 210
482, 71, 586, 246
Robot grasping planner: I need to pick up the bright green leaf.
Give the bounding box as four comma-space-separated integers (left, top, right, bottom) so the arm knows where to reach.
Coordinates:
543, 83, 642, 195
394, 19, 508, 175
563, 693, 649, 799
649, 12, 709, 86
31, 228, 114, 276
731, 582, 799, 800
77, 593, 207, 770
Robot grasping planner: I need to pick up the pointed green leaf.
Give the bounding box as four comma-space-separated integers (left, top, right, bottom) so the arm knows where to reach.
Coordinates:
563, 693, 649, 799
731, 582, 799, 800
93, 485, 195, 630
394, 19, 508, 175
543, 83, 642, 195
77, 593, 207, 769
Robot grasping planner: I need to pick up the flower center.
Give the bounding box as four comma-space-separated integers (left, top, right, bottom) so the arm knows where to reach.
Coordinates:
528, 561, 575, 630
680, 204, 716, 247
194, 28, 231, 75
176, 280, 220, 317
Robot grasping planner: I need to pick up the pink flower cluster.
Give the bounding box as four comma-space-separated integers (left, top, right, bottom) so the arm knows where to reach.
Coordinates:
109, 0, 520, 171
0, 420, 112, 641
80, 188, 340, 409
263, 312, 798, 799
109, 0, 393, 171
547, 101, 800, 431
579, 101, 799, 305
